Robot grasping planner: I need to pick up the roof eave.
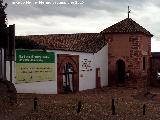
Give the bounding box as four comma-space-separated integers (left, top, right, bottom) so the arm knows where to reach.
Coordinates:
100, 31, 153, 37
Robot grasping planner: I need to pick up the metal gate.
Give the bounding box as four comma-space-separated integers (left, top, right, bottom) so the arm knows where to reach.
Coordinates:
62, 63, 73, 92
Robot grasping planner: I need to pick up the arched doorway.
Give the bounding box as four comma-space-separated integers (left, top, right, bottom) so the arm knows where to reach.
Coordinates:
116, 59, 125, 85
57, 54, 79, 94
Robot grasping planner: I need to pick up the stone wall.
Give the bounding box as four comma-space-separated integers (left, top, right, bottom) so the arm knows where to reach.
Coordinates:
106, 33, 151, 88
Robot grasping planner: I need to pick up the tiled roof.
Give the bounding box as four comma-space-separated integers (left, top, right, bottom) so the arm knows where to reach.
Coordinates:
101, 18, 153, 37
15, 33, 107, 53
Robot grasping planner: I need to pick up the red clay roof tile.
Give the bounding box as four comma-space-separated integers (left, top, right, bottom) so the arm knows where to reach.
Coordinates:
16, 33, 107, 53
101, 18, 153, 37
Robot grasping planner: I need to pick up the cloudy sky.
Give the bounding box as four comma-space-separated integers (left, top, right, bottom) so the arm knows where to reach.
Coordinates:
3, 0, 160, 52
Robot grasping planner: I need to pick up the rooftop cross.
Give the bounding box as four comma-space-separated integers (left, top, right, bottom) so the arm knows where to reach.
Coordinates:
128, 6, 131, 18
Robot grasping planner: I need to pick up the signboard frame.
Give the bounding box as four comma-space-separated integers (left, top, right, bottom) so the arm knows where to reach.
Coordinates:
16, 49, 55, 84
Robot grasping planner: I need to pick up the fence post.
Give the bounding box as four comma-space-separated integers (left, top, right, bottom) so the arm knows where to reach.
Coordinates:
76, 101, 81, 113
34, 97, 38, 110
112, 98, 115, 115
143, 104, 146, 115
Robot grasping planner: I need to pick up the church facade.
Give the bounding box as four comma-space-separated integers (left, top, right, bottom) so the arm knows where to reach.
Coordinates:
1, 17, 153, 94
12, 33, 108, 94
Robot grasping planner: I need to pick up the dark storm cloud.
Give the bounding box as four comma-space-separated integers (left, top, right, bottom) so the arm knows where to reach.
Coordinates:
4, 0, 151, 18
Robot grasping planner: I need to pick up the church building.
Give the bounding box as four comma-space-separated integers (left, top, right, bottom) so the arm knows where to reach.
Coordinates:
14, 33, 108, 94
1, 17, 153, 94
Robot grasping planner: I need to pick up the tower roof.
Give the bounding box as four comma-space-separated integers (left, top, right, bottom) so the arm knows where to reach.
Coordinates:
101, 18, 153, 37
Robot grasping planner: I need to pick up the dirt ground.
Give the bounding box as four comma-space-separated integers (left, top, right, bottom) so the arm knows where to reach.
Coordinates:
1, 87, 160, 120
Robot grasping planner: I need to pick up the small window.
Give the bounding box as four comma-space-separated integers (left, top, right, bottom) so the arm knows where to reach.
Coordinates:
143, 57, 146, 70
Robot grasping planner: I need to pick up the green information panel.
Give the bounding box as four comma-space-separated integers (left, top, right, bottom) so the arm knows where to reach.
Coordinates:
16, 50, 55, 84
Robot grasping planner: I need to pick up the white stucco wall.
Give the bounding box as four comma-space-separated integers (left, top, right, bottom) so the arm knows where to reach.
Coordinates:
94, 45, 108, 86
79, 54, 95, 91
14, 81, 57, 94
56, 51, 96, 91
6, 61, 10, 81
78, 45, 108, 90
55, 45, 108, 91
6, 44, 108, 94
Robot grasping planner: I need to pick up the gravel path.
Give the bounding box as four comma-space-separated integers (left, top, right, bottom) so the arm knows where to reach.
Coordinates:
1, 87, 160, 120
